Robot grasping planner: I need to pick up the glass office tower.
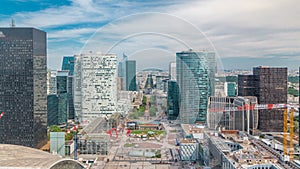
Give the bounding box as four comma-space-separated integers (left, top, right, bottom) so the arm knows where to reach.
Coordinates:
0, 28, 47, 148
176, 50, 216, 124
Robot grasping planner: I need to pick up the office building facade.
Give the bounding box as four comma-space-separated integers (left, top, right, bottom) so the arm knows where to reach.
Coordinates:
125, 60, 137, 91
74, 53, 117, 124
207, 96, 258, 134
169, 61, 176, 80
167, 80, 180, 120
62, 56, 75, 75
61, 56, 75, 119
238, 66, 287, 132
47, 70, 71, 126
0, 28, 47, 148
253, 67, 287, 132
225, 82, 236, 97
176, 50, 216, 124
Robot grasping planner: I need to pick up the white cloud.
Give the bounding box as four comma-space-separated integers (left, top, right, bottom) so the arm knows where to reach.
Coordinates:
3, 0, 299, 69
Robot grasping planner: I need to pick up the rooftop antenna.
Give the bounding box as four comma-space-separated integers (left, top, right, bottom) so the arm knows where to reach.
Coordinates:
10, 18, 15, 27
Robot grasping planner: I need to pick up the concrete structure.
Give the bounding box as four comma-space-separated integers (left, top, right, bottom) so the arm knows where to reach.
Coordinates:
0, 144, 85, 169
169, 61, 176, 80
207, 132, 281, 169
50, 132, 65, 157
207, 96, 258, 134
176, 50, 216, 123
78, 117, 110, 156
238, 66, 287, 132
0, 27, 47, 148
74, 53, 117, 125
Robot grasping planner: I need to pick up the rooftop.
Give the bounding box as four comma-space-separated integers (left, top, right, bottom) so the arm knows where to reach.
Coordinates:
0, 144, 85, 169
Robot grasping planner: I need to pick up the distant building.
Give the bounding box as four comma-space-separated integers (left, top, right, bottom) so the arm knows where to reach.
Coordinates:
207, 96, 258, 133
238, 75, 257, 96
61, 56, 75, 75
61, 56, 75, 119
225, 82, 236, 97
74, 53, 117, 125
0, 27, 47, 148
169, 61, 176, 80
125, 60, 137, 91
156, 75, 168, 91
167, 80, 179, 120
176, 50, 216, 124
47, 70, 71, 126
238, 66, 287, 132
47, 94, 59, 126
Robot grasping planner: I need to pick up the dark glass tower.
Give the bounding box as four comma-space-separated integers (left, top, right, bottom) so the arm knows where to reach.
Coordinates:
167, 80, 179, 120
47, 94, 59, 126
238, 75, 258, 96
125, 60, 136, 91
0, 28, 47, 148
253, 67, 287, 132
238, 66, 287, 132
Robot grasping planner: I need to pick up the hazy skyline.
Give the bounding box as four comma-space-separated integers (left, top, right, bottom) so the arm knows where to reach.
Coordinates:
1, 0, 299, 70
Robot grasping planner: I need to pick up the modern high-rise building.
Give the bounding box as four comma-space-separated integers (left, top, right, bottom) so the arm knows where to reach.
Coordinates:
238, 75, 257, 96
224, 82, 236, 97
167, 80, 179, 120
156, 75, 168, 91
207, 96, 258, 134
176, 50, 216, 124
47, 70, 71, 126
47, 94, 59, 126
169, 61, 176, 80
61, 56, 75, 75
61, 56, 75, 119
0, 28, 47, 148
125, 60, 137, 91
238, 66, 287, 132
74, 53, 118, 125
253, 66, 287, 132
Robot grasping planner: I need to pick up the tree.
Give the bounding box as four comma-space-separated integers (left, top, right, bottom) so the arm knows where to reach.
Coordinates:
49, 125, 61, 132
149, 107, 156, 117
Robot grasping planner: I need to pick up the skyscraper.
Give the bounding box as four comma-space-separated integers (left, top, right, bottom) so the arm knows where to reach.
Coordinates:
62, 56, 75, 75
224, 82, 236, 97
176, 50, 216, 124
125, 60, 137, 91
169, 61, 176, 80
238, 66, 287, 132
61, 56, 75, 119
47, 70, 71, 126
0, 28, 47, 148
167, 80, 179, 120
253, 66, 287, 132
74, 53, 117, 125
238, 75, 257, 96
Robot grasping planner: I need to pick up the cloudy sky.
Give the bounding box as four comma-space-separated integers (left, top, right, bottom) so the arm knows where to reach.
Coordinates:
0, 0, 299, 71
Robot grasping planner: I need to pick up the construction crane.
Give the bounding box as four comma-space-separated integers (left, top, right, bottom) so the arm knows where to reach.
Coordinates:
208, 103, 297, 162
